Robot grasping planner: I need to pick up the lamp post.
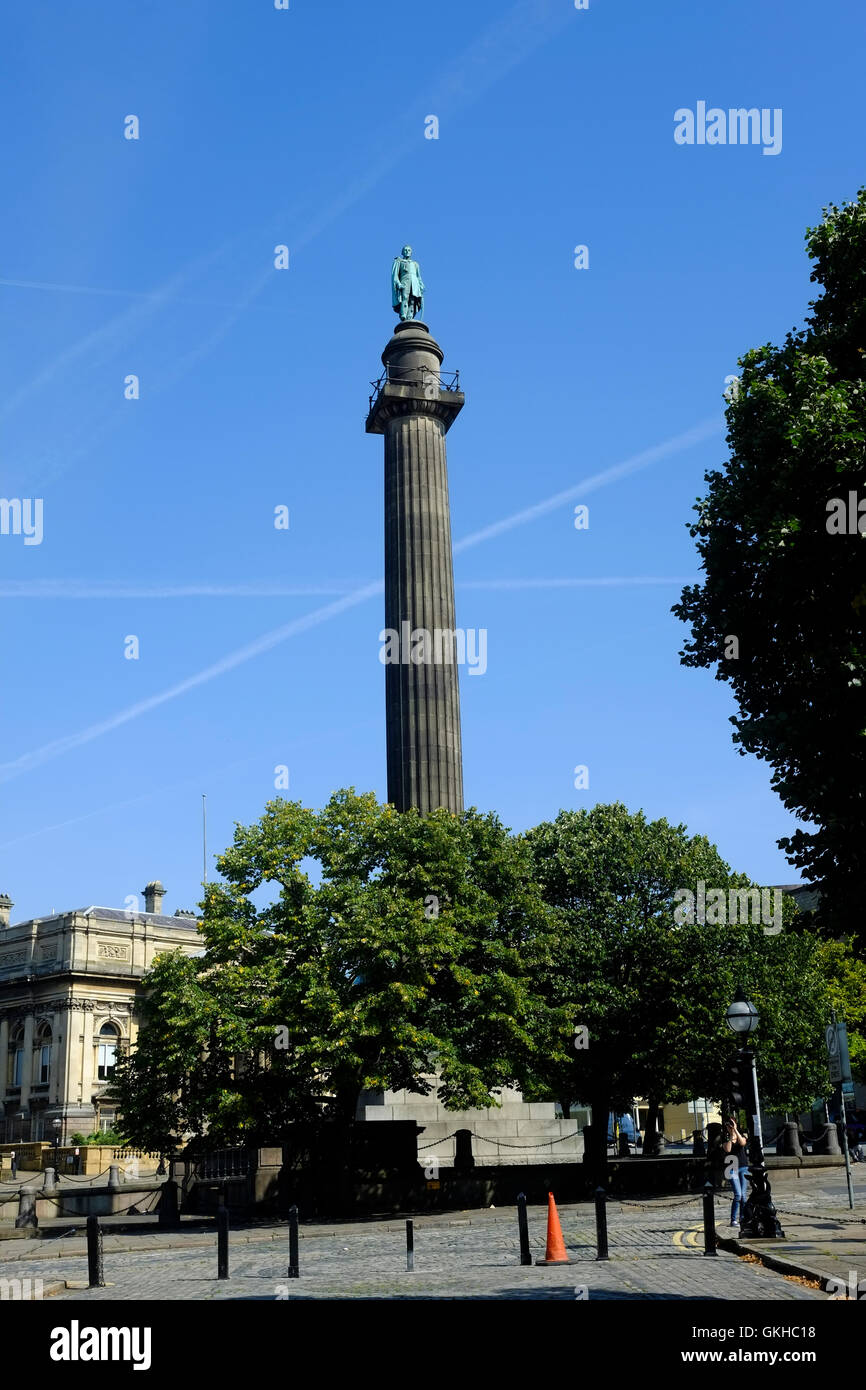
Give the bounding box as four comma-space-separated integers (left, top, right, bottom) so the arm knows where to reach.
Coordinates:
724, 986, 784, 1239
52, 1117, 62, 1163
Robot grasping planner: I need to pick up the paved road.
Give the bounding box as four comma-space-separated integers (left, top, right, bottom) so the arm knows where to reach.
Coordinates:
1, 1166, 860, 1301
0, 1202, 824, 1302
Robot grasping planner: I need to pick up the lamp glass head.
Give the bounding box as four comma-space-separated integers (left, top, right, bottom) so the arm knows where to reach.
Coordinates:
725, 990, 759, 1034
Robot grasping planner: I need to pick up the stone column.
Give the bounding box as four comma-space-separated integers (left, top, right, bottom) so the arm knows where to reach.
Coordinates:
19, 1013, 35, 1109
80, 1006, 95, 1105
0, 1016, 8, 1099
50, 1008, 63, 1108
367, 320, 465, 813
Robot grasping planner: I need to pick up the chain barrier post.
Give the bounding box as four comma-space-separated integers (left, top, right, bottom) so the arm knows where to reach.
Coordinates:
159, 1173, 180, 1228
287, 1203, 299, 1278
594, 1186, 609, 1261
702, 1181, 718, 1256
406, 1218, 415, 1271
517, 1192, 532, 1265
87, 1214, 105, 1287
217, 1203, 229, 1279
15, 1186, 38, 1230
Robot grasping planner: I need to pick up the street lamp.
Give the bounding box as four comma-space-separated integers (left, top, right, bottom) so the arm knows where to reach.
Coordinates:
724, 986, 784, 1239
52, 1117, 62, 1163
724, 988, 759, 1036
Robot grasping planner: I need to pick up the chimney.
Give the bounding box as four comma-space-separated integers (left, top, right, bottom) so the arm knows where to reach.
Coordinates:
142, 880, 166, 915
0, 894, 12, 928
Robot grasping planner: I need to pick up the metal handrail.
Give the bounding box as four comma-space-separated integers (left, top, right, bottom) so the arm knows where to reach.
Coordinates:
368, 366, 461, 413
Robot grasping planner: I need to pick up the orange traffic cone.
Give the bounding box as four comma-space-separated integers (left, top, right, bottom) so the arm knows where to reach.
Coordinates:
535, 1191, 571, 1265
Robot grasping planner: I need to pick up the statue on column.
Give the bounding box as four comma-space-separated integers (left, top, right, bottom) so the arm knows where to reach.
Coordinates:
391, 245, 425, 321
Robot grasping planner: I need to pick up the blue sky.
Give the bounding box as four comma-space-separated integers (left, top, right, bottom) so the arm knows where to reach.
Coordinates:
2, 0, 863, 922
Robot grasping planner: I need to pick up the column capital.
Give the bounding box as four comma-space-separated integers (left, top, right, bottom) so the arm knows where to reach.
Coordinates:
366, 384, 464, 435
366, 320, 464, 435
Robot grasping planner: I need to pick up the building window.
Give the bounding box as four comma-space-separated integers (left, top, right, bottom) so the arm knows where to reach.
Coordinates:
36, 1023, 52, 1085
97, 1022, 119, 1081
8, 1026, 25, 1088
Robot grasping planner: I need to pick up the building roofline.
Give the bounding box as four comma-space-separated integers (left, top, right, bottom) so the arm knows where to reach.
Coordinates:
5, 906, 200, 930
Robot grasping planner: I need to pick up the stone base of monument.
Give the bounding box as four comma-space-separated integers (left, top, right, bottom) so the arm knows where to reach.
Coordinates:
356, 1084, 585, 1166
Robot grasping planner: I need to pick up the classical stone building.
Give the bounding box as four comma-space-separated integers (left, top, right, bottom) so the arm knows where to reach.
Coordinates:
0, 882, 201, 1143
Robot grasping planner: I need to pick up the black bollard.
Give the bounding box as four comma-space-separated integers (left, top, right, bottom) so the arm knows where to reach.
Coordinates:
87, 1215, 105, 1288
158, 1178, 180, 1228
287, 1203, 299, 1279
217, 1204, 229, 1280
594, 1186, 609, 1261
454, 1128, 475, 1172
702, 1181, 718, 1256
517, 1192, 532, 1266
406, 1218, 414, 1272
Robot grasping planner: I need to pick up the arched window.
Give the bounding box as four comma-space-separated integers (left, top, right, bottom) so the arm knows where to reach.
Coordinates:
97, 1022, 119, 1081
8, 1024, 24, 1088
36, 1022, 52, 1085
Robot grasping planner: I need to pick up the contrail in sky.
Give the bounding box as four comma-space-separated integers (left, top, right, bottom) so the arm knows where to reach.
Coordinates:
0, 418, 721, 784
453, 419, 720, 552
6, 0, 574, 488
0, 577, 693, 600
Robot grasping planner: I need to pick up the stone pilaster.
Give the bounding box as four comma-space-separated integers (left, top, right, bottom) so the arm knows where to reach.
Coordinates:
80, 1006, 95, 1108
19, 1013, 34, 1107
0, 1015, 8, 1095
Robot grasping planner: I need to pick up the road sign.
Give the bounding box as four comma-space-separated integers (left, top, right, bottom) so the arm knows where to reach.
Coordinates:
826, 1023, 841, 1082
826, 1020, 852, 1088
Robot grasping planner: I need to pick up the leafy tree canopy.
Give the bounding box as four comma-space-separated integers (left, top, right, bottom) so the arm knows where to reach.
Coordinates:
521, 804, 854, 1128
114, 791, 568, 1150
673, 189, 866, 940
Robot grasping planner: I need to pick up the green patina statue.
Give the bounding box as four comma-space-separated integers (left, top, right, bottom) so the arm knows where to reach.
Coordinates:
391, 245, 425, 321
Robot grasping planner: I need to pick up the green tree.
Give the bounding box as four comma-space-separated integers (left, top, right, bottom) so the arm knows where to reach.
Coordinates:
115, 790, 568, 1148
672, 190, 866, 940
818, 937, 866, 1084
522, 804, 841, 1168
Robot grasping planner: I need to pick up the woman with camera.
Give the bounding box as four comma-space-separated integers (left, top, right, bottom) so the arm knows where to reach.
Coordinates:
721, 1116, 751, 1228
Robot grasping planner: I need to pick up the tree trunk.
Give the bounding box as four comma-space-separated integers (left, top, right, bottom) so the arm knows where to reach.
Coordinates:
586, 1089, 611, 1187
559, 1098, 571, 1120
642, 1096, 662, 1157
327, 1076, 362, 1215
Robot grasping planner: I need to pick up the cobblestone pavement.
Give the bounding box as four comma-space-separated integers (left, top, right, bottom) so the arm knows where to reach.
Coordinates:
726, 1169, 865, 1294
0, 1200, 826, 1301
2, 1168, 861, 1300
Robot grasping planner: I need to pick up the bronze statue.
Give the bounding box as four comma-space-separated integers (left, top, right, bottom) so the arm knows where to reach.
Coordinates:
391, 245, 425, 321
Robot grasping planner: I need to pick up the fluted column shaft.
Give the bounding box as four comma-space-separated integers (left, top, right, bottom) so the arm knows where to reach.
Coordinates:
384, 412, 463, 812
